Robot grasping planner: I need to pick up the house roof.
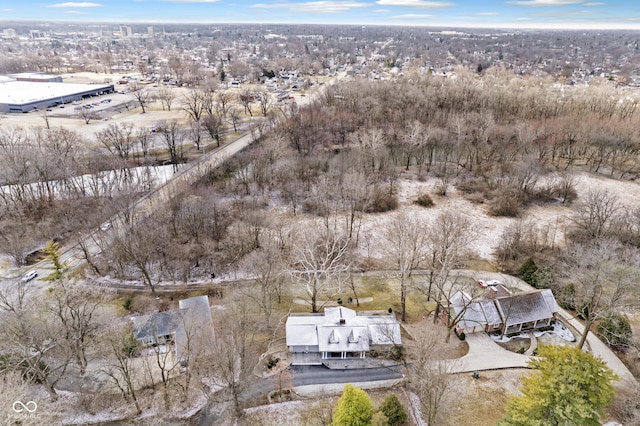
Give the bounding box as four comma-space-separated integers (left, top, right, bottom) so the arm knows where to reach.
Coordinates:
450, 289, 558, 331
133, 310, 186, 341
317, 325, 370, 352
496, 290, 558, 327
286, 306, 401, 348
451, 291, 502, 330
132, 296, 214, 359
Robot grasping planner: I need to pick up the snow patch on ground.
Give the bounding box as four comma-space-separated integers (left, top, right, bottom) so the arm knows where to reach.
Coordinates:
244, 400, 305, 415
490, 320, 575, 343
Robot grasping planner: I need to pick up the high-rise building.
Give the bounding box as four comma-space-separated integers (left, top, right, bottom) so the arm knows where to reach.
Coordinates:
119, 25, 132, 38
147, 26, 154, 37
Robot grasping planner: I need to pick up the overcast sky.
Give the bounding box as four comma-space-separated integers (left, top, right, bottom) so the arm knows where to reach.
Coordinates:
1, 0, 640, 29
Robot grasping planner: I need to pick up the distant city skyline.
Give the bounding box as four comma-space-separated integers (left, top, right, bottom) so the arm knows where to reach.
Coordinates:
1, 0, 639, 30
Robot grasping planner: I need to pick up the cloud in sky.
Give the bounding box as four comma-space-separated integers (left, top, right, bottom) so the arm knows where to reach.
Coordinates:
66, 10, 87, 14
391, 13, 435, 18
375, 0, 454, 8
252, 1, 370, 13
48, 2, 101, 7
584, 2, 605, 5
161, 0, 219, 3
475, 11, 499, 16
507, 0, 585, 6
1, 8, 14, 12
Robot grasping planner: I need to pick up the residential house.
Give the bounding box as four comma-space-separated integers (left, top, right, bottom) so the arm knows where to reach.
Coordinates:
446, 284, 558, 336
286, 306, 401, 365
132, 295, 214, 362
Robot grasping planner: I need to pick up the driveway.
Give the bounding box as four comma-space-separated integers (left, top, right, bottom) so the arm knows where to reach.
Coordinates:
447, 333, 531, 373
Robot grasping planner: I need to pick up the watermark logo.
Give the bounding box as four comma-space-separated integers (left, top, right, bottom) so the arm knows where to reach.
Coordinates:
13, 400, 37, 413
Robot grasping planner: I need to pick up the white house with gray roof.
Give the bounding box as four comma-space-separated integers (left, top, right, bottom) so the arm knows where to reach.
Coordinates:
286, 307, 401, 365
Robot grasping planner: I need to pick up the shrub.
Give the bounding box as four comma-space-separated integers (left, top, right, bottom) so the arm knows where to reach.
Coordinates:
379, 394, 408, 426
372, 411, 390, 426
123, 332, 141, 357
267, 356, 280, 369
414, 193, 435, 208
598, 314, 632, 350
518, 258, 538, 286
367, 186, 398, 213
488, 190, 522, 217
122, 297, 133, 311
389, 345, 404, 361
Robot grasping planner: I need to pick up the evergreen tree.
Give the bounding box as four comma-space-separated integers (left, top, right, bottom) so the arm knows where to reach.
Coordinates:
42, 240, 69, 281
518, 257, 539, 286
499, 345, 617, 426
379, 393, 407, 426
598, 314, 632, 349
333, 384, 374, 426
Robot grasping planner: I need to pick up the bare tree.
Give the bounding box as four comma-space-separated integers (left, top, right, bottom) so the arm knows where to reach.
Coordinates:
101, 326, 142, 415
188, 119, 204, 151
210, 297, 259, 417
128, 82, 152, 113
39, 108, 51, 129
259, 90, 272, 116
425, 212, 477, 301
157, 86, 175, 111
157, 120, 185, 164
407, 326, 454, 426
228, 106, 242, 132
572, 189, 619, 240
0, 282, 72, 401
239, 89, 253, 117
383, 211, 429, 321
79, 106, 100, 124
112, 220, 165, 293
339, 169, 371, 242
239, 237, 285, 326
202, 112, 224, 147
182, 88, 208, 123
216, 91, 233, 118
136, 126, 151, 161
96, 122, 135, 161
0, 226, 35, 266
48, 281, 102, 375
290, 226, 351, 313
558, 239, 640, 349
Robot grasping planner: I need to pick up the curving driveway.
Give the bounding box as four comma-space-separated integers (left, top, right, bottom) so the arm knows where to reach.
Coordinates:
446, 332, 532, 373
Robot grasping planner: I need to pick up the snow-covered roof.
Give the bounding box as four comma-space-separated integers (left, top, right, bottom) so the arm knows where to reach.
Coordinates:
0, 80, 112, 104
286, 306, 401, 348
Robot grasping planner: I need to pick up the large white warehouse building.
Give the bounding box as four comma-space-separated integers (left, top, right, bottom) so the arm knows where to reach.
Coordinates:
0, 74, 114, 113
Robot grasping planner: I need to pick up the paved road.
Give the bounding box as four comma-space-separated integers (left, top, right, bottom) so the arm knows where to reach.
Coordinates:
194, 364, 403, 425
291, 364, 403, 386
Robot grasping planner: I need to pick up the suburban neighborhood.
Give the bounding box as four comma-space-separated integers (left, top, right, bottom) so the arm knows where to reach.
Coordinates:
0, 17, 640, 426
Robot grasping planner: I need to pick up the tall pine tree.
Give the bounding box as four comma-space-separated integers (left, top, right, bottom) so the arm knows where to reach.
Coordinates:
499, 345, 617, 426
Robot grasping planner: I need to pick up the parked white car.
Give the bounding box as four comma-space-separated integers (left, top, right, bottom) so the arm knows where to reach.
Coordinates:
21, 270, 38, 282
